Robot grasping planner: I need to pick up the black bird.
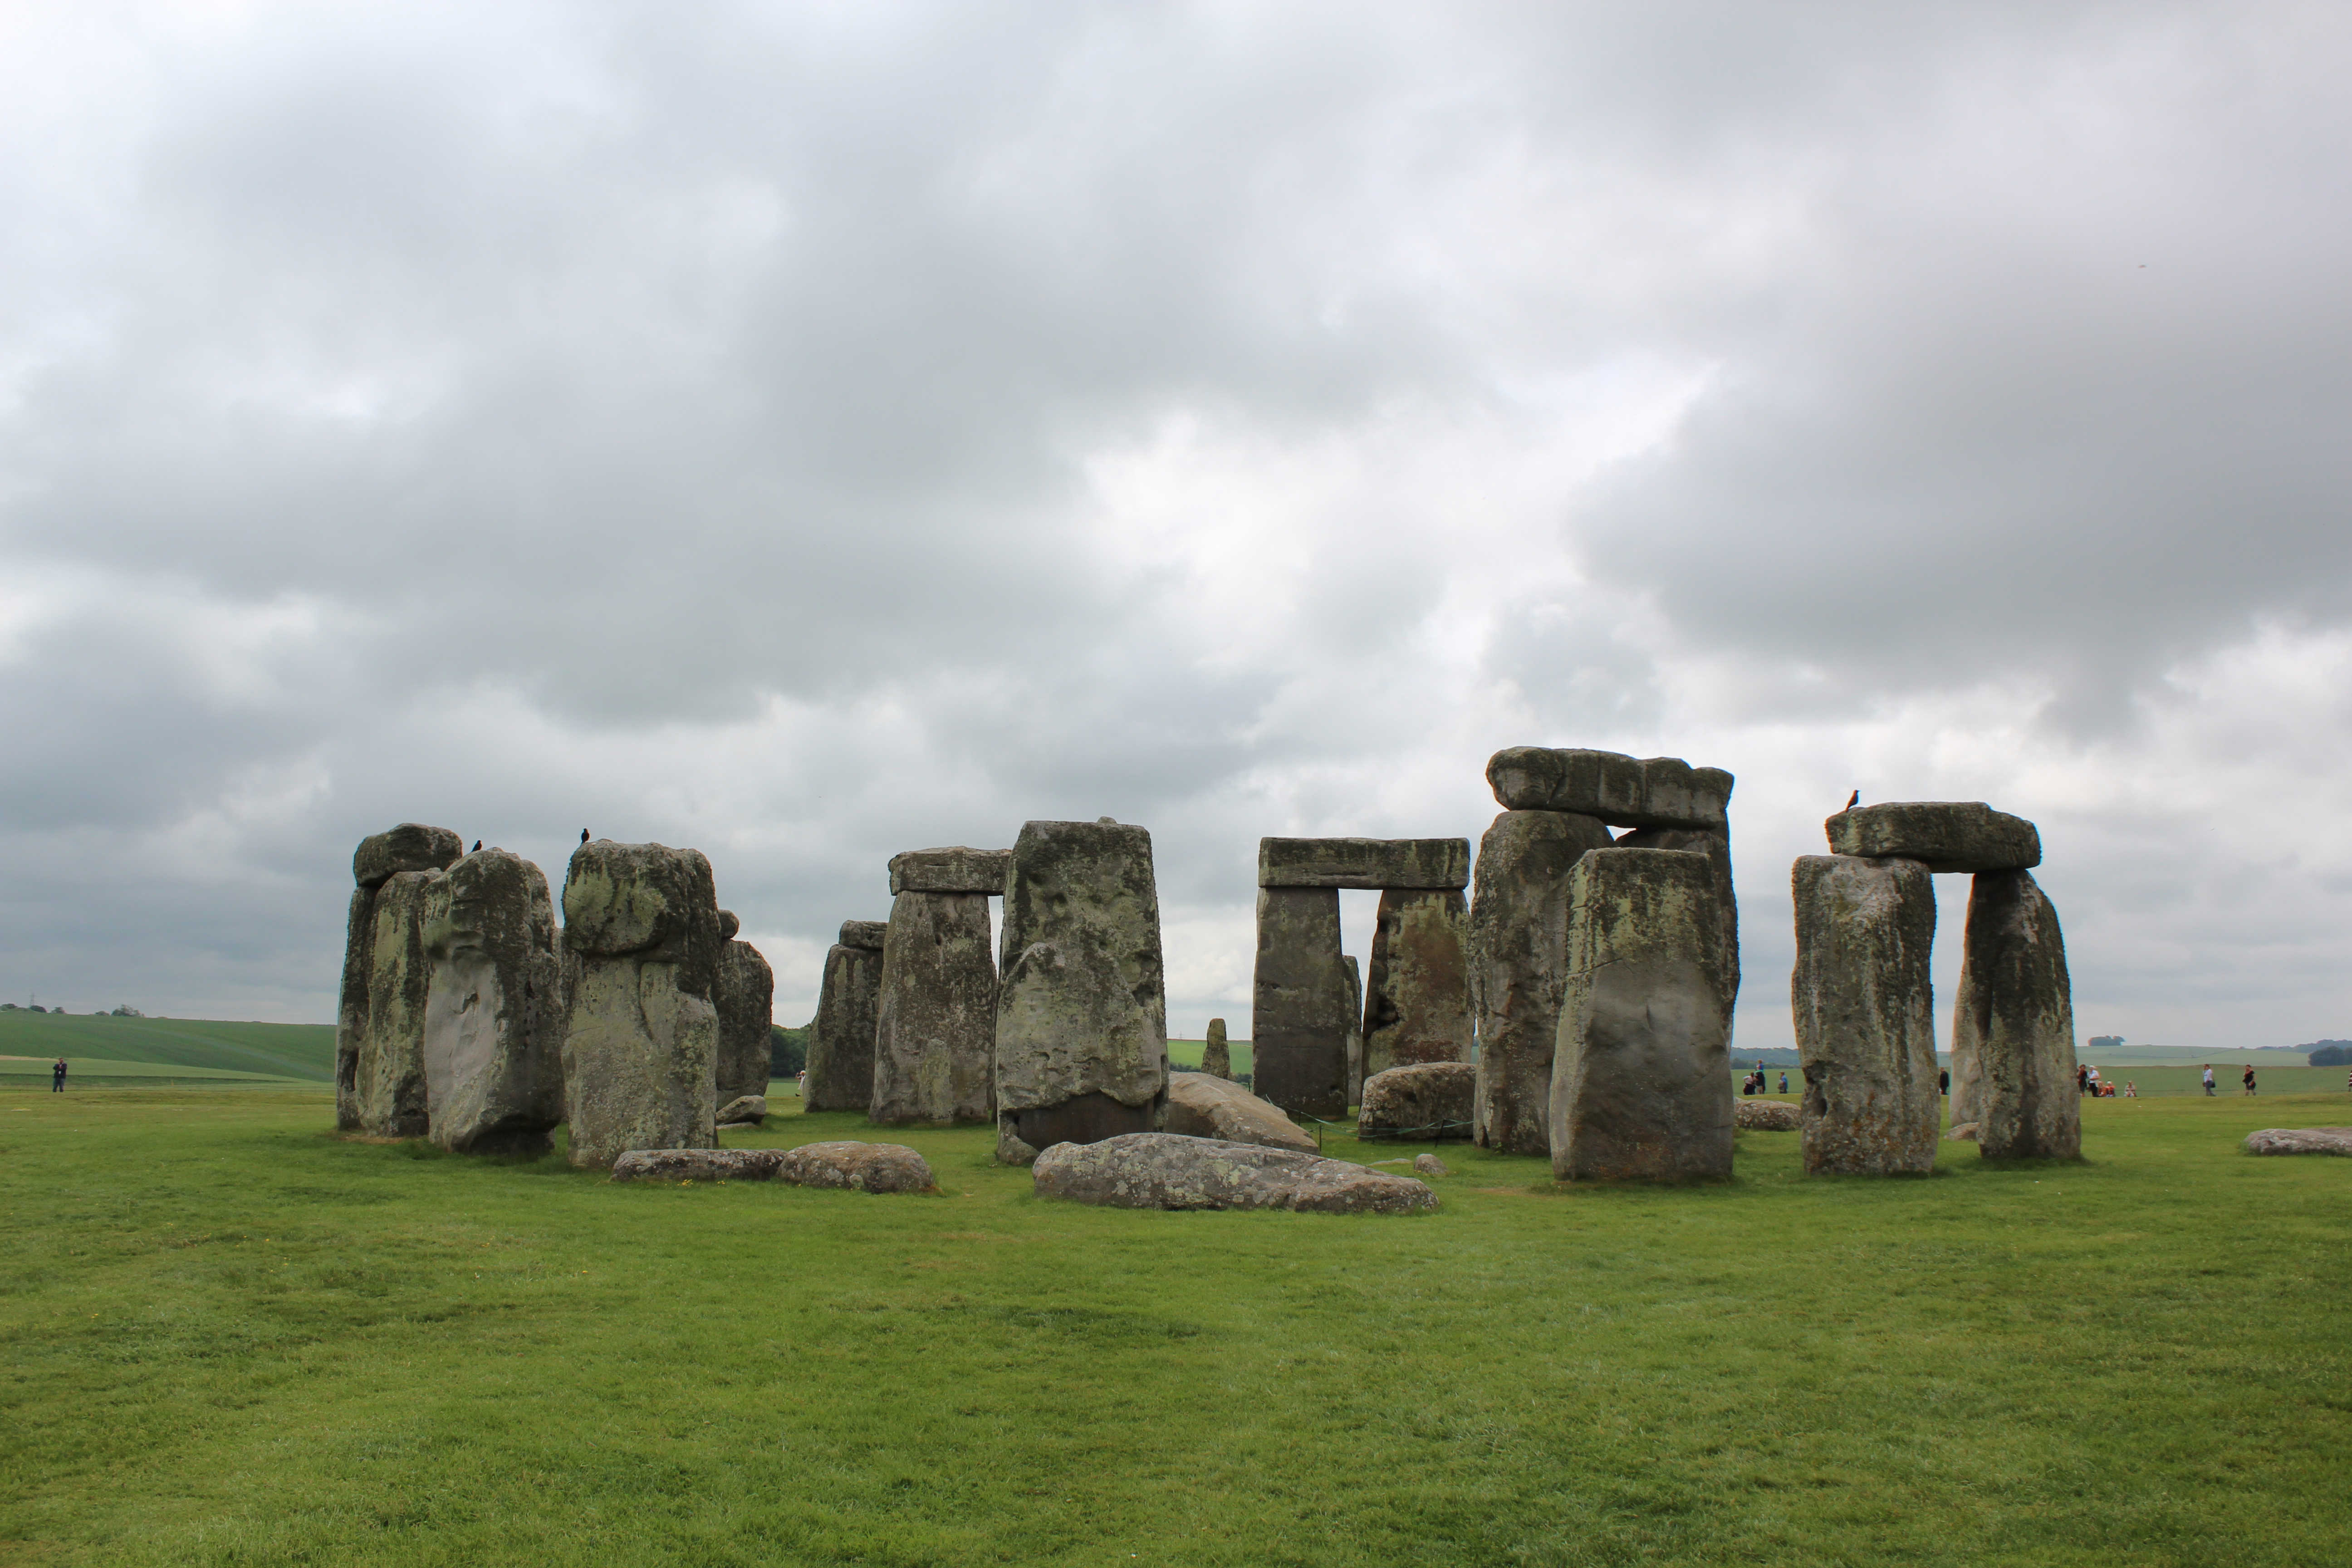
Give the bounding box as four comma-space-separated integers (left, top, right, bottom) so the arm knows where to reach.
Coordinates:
581, 828, 591, 844
1845, 789, 1860, 809
471, 839, 481, 853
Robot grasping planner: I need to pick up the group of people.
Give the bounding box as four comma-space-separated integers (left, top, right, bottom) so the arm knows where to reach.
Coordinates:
1738, 1066, 1788, 1097
2197, 1064, 2259, 1096
2076, 1065, 2137, 1098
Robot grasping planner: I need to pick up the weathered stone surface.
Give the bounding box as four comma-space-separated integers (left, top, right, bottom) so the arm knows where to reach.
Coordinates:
559, 841, 725, 1170
1944, 1122, 1981, 1142
1165, 1071, 1317, 1152
1487, 749, 1732, 830
1737, 1099, 1803, 1131
2244, 1127, 2352, 1156
1250, 886, 1352, 1119
353, 823, 463, 891
1361, 889, 1472, 1079
716, 1093, 768, 1126
775, 1140, 937, 1192
1950, 870, 2080, 1161
420, 849, 564, 1155
1790, 855, 1939, 1175
611, 1147, 785, 1182
1033, 1132, 1438, 1214
1612, 825, 1740, 1004
994, 819, 1168, 1163
803, 941, 884, 1112
718, 909, 741, 941
713, 937, 776, 1107
1548, 848, 1738, 1182
1200, 1018, 1230, 1080
335, 886, 373, 1131
1358, 1061, 1477, 1140
888, 846, 1012, 896
1413, 1152, 1450, 1176
353, 870, 441, 1137
839, 919, 888, 951
1257, 837, 1470, 890
1470, 809, 1616, 1155
1342, 955, 1364, 1107
870, 890, 996, 1125
1825, 802, 2041, 873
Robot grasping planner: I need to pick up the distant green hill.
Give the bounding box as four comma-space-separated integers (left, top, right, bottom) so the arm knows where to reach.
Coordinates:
0, 1013, 334, 1081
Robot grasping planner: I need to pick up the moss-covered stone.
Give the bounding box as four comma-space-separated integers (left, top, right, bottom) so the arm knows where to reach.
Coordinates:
420, 849, 564, 1156
1469, 809, 1614, 1156
1952, 869, 2079, 1161
1790, 854, 1938, 1175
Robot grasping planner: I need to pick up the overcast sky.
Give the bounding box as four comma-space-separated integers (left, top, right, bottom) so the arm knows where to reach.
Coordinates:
4, 0, 2348, 1053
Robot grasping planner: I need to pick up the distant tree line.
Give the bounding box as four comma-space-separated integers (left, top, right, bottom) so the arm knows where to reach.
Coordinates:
769, 1025, 808, 1078
2306, 1040, 2352, 1066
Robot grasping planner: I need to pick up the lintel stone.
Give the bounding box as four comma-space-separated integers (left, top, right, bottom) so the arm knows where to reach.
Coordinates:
1826, 802, 2041, 873
888, 846, 1011, 896
1257, 837, 1469, 890
1485, 748, 1731, 830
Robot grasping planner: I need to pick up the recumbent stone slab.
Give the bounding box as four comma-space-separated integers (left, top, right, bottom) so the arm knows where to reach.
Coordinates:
802, 938, 884, 1112
1361, 888, 1472, 1078
1825, 801, 2041, 874
1548, 848, 1738, 1182
1357, 1062, 1477, 1142
1257, 837, 1469, 890
559, 840, 725, 1170
993, 819, 1168, 1164
1950, 869, 2080, 1161
775, 1140, 937, 1193
1032, 1132, 1438, 1214
1486, 748, 1731, 830
713, 918, 777, 1108
888, 847, 1011, 896
1736, 1100, 1803, 1131
1250, 886, 1352, 1120
420, 848, 565, 1155
870, 889, 997, 1125
2244, 1127, 2352, 1156
611, 1147, 784, 1182
1470, 809, 1616, 1156
1790, 855, 1939, 1175
1165, 1070, 1316, 1152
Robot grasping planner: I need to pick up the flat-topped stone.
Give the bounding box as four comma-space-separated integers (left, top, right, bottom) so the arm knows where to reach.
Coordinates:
1257, 838, 1470, 891
1033, 1132, 1438, 1214
1825, 802, 2041, 873
611, 1148, 785, 1182
888, 847, 1011, 896
1357, 1062, 1476, 1141
1486, 749, 1731, 830
774, 1141, 937, 1192
2244, 1127, 2352, 1156
839, 919, 888, 951
353, 823, 463, 890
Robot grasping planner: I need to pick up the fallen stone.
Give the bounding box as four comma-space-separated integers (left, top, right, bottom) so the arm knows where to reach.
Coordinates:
353, 823, 464, 891
1200, 1017, 1230, 1080
716, 1093, 768, 1126
1257, 837, 1470, 891
559, 841, 725, 1170
869, 889, 997, 1125
1165, 1071, 1316, 1152
1358, 1062, 1477, 1141
802, 938, 884, 1112
1469, 809, 1616, 1156
713, 927, 777, 1107
994, 819, 1168, 1162
1361, 888, 1472, 1078
1486, 748, 1732, 830
420, 848, 565, 1155
888, 846, 1012, 896
611, 1147, 785, 1182
839, 919, 889, 951
353, 869, 442, 1138
1791, 854, 1939, 1175
2244, 1127, 2352, 1156
1736, 1100, 1803, 1131
1825, 802, 2041, 873
1032, 1132, 1438, 1214
1950, 869, 2080, 1161
1944, 1122, 1981, 1142
774, 1140, 937, 1192
1549, 848, 1738, 1182
1413, 1152, 1450, 1177
1250, 886, 1352, 1119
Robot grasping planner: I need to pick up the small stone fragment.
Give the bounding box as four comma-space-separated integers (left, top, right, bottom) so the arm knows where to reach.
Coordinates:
1357, 1062, 1477, 1142
716, 1093, 768, 1126
1485, 748, 1732, 830
1257, 837, 1470, 891
1825, 802, 2041, 874
774, 1140, 937, 1193
1165, 1071, 1317, 1152
2243, 1127, 2352, 1156
1032, 1132, 1438, 1214
1412, 1152, 1450, 1177
887, 847, 1012, 896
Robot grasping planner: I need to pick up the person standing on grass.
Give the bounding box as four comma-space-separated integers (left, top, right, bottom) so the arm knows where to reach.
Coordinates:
2243, 1065, 2257, 1095
51, 1057, 66, 1092
2202, 1065, 2216, 1096
2078, 1064, 2091, 1095
1940, 1068, 1950, 1096
1779, 1071, 1788, 1094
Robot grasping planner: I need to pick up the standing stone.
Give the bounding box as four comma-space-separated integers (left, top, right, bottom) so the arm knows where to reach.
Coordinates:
1950, 869, 2080, 1161
1342, 955, 1364, 1107
1548, 848, 1737, 1182
869, 891, 997, 1125
1361, 888, 1473, 1080
559, 840, 725, 1170
803, 920, 886, 1112
1469, 809, 1614, 1156
336, 823, 462, 1130
712, 911, 777, 1107
994, 818, 1168, 1164
353, 869, 444, 1137
420, 848, 564, 1154
1250, 885, 1352, 1119
1201, 1018, 1230, 1079
1789, 855, 1938, 1175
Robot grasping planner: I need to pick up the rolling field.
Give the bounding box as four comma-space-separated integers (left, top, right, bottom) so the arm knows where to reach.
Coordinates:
4, 1086, 2347, 1566
0, 1014, 334, 1082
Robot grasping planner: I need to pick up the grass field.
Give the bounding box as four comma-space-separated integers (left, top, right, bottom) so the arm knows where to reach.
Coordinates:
0, 1014, 334, 1081
5, 1085, 2348, 1566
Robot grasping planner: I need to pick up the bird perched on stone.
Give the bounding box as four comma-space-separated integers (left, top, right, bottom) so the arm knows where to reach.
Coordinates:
1845, 789, 1860, 809
580, 828, 590, 844
470, 839, 481, 853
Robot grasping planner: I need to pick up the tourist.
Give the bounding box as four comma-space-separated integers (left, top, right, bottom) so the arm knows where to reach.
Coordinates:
2086, 1065, 2102, 1094
2202, 1065, 2216, 1096
1939, 1068, 1950, 1096
1778, 1071, 1788, 1094
2078, 1064, 2091, 1095
2123, 1081, 2138, 1098
51, 1056, 66, 1092
2243, 1065, 2257, 1096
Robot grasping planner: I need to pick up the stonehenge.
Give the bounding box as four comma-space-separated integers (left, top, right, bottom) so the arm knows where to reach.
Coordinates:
803, 919, 886, 1112
1549, 847, 1739, 1182
1357, 1061, 1477, 1142
1793, 801, 2078, 1167
1341, 954, 1365, 1106
1165, 1071, 1317, 1152
1252, 836, 1469, 1119
712, 910, 777, 1107
993, 819, 1169, 1164
420, 848, 566, 1155
559, 839, 725, 1170
1200, 1017, 1230, 1080
338, 823, 463, 1133
870, 847, 1005, 1125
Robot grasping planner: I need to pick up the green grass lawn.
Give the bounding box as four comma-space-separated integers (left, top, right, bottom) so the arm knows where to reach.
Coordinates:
0, 1014, 334, 1081
3, 1087, 2347, 1567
